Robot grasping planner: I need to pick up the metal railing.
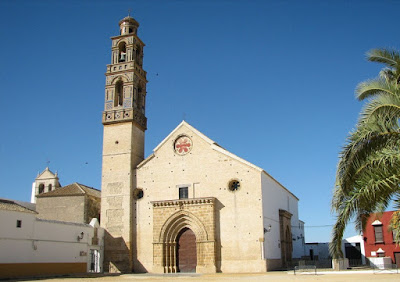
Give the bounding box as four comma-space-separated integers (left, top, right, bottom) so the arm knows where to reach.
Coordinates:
348, 258, 363, 267
372, 263, 399, 274
294, 265, 317, 275
292, 259, 332, 269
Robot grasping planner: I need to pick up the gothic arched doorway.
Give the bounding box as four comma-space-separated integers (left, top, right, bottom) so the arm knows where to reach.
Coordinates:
176, 228, 197, 272
152, 203, 217, 273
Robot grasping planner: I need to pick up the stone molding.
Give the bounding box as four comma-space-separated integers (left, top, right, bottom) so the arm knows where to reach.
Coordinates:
152, 197, 217, 273
102, 108, 147, 129
152, 197, 215, 207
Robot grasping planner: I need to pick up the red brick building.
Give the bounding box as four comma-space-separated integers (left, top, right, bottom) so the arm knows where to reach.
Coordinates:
363, 211, 400, 267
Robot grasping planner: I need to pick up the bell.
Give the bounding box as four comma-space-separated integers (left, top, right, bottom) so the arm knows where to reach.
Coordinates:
119, 52, 126, 62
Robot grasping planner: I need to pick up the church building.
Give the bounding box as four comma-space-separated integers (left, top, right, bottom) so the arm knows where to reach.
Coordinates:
100, 16, 303, 274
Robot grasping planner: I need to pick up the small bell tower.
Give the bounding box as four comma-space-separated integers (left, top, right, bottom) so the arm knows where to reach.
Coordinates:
101, 15, 147, 273
30, 167, 61, 203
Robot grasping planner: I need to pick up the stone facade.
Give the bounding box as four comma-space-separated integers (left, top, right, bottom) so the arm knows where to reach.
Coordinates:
134, 122, 268, 273
152, 198, 216, 273
36, 183, 101, 224
37, 195, 85, 223
100, 16, 302, 274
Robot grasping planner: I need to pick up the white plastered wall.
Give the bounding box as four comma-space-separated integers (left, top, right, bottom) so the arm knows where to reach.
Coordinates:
261, 173, 301, 261
0, 209, 104, 272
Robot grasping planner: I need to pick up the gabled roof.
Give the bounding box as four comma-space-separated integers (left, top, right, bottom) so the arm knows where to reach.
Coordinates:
0, 198, 37, 214
138, 121, 298, 200
36, 167, 58, 180
36, 183, 100, 198
139, 121, 264, 172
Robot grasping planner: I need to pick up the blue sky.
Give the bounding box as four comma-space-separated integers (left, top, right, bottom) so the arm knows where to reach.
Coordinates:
0, 0, 398, 242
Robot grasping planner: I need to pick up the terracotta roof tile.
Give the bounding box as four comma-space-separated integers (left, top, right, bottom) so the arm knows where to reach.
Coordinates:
36, 183, 100, 198
0, 199, 37, 214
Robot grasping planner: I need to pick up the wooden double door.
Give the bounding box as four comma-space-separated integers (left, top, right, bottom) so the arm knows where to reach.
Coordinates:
176, 228, 197, 272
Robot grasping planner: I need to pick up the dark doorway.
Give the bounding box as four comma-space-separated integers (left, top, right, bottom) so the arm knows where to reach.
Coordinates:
345, 243, 362, 266
395, 252, 400, 268
309, 249, 314, 260
176, 228, 197, 272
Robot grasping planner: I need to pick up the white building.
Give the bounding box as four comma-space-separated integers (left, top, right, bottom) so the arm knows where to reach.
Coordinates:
304, 242, 331, 261
342, 235, 366, 265
0, 199, 104, 279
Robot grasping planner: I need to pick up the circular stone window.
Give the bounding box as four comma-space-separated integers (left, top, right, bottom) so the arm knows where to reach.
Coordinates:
174, 135, 193, 155
228, 180, 241, 192
134, 188, 144, 200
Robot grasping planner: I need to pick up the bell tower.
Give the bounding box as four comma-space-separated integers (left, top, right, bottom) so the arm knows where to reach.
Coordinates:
100, 15, 147, 273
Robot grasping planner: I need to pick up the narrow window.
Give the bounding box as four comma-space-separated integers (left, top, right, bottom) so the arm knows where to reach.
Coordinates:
136, 46, 141, 61
179, 187, 188, 199
118, 42, 127, 62
38, 183, 45, 194
374, 225, 383, 243
16, 220, 22, 228
115, 81, 123, 107
48, 184, 52, 192
137, 87, 144, 113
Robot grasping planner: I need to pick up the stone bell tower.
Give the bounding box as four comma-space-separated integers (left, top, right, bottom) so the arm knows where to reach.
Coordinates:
100, 15, 147, 273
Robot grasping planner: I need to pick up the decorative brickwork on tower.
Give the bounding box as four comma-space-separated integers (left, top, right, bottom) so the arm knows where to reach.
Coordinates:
100, 15, 147, 273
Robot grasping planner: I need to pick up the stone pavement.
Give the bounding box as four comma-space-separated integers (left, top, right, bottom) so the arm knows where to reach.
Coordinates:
13, 271, 400, 282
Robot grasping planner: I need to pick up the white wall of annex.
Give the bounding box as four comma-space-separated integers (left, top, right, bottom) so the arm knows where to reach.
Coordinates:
261, 173, 301, 259
304, 243, 330, 260
0, 209, 103, 271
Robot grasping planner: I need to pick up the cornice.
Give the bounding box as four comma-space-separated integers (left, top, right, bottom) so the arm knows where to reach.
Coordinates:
152, 197, 216, 207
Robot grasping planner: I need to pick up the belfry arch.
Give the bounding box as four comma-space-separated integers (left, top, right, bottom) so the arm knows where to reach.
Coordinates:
152, 198, 217, 273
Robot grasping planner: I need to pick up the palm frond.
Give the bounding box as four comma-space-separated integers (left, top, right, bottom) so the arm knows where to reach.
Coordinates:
332, 48, 400, 256
359, 96, 400, 125
367, 48, 400, 68
336, 131, 400, 196
356, 79, 398, 101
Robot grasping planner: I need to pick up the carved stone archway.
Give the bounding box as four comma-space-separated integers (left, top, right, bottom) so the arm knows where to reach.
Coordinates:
152, 198, 217, 273
279, 209, 293, 268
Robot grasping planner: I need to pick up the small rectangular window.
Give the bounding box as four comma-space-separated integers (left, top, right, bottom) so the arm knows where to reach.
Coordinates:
16, 220, 22, 228
374, 225, 383, 243
179, 187, 188, 199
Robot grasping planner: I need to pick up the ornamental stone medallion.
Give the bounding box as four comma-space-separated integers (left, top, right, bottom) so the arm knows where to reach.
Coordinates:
174, 136, 193, 155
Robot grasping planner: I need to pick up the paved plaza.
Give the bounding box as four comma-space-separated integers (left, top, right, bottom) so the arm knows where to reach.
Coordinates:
13, 271, 400, 282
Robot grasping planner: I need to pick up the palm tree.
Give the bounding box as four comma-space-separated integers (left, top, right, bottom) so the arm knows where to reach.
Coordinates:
330, 48, 400, 258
